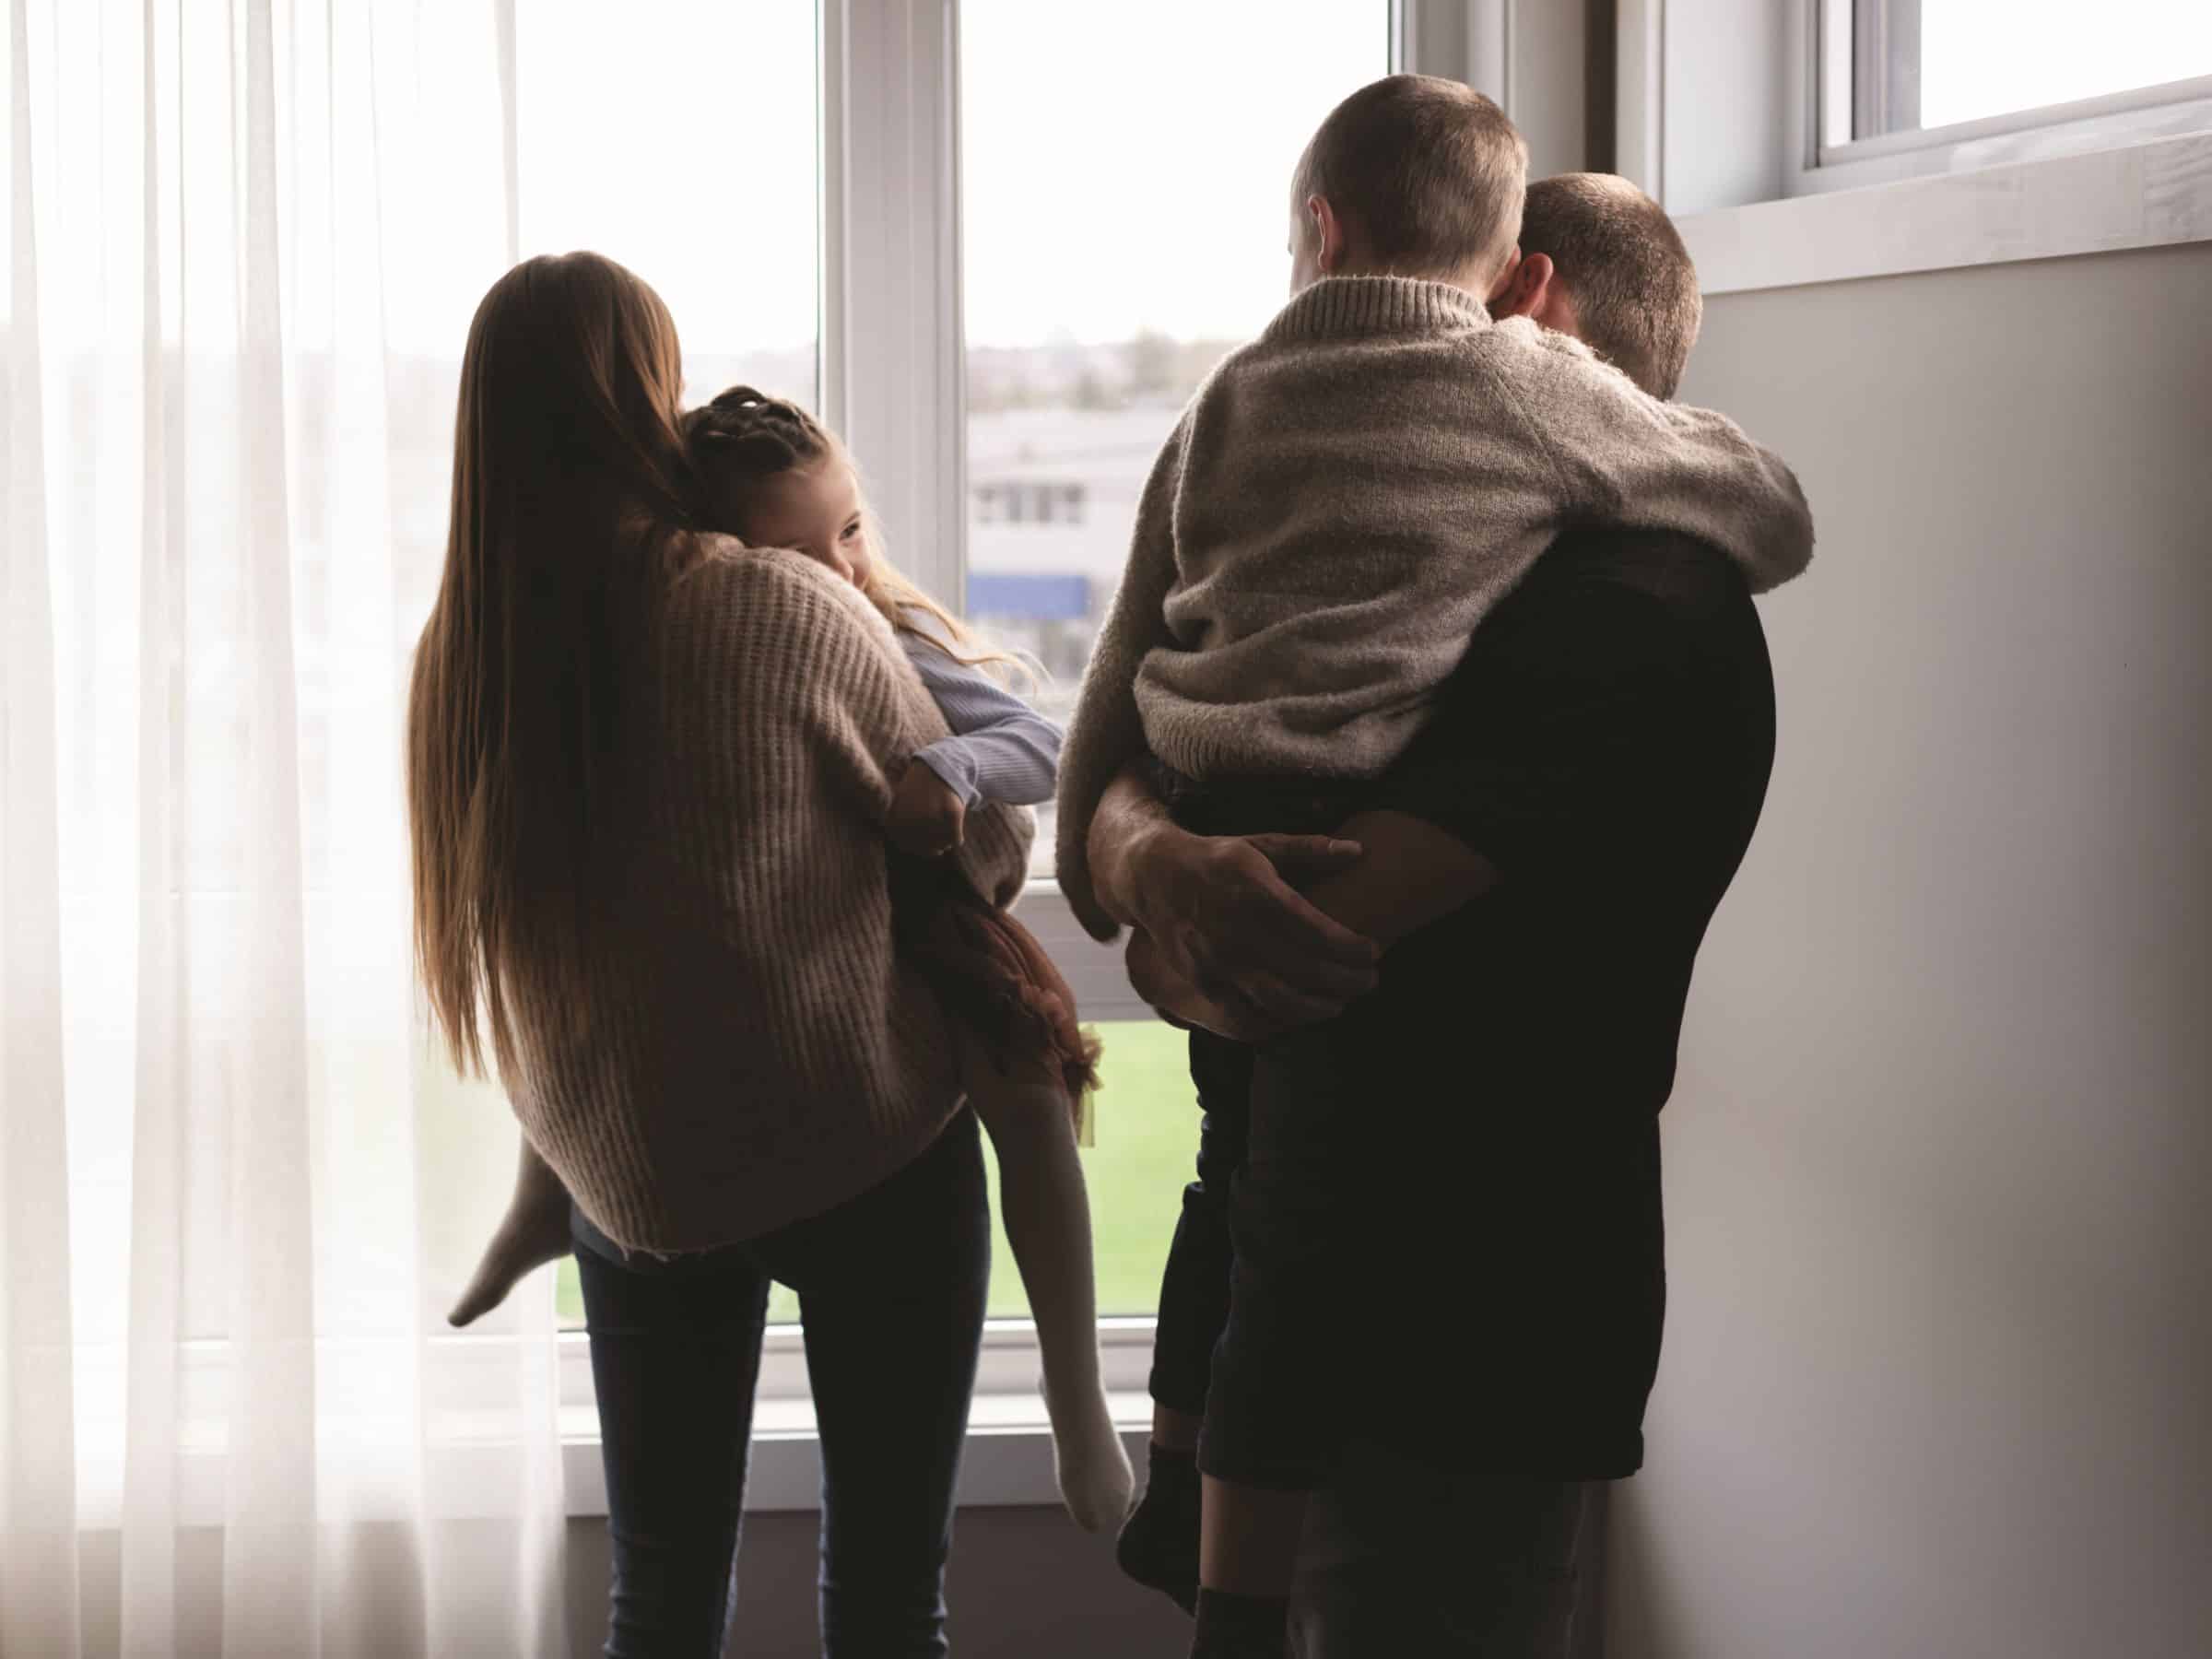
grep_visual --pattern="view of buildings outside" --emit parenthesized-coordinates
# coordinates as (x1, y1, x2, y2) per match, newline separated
(965, 338, 1238, 870)
(960, 1, 1391, 869)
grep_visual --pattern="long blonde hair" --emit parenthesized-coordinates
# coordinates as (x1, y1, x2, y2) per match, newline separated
(681, 386, 1023, 679)
(407, 252, 698, 1078)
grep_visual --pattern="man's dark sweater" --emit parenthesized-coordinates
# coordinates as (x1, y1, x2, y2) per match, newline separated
(1159, 526, 1778, 1485)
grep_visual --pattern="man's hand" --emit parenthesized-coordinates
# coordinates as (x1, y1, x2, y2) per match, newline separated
(886, 760, 967, 858)
(1130, 828, 1381, 1036)
(1124, 925, 1211, 1034)
(1085, 762, 1382, 1033)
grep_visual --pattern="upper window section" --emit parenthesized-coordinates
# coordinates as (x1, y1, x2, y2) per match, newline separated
(517, 1, 820, 410)
(1852, 1, 2212, 140)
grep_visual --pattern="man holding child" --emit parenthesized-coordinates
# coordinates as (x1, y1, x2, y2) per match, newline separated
(1058, 76, 1806, 1659)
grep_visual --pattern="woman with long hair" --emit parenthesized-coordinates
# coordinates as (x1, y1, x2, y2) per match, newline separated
(407, 252, 1033, 1656)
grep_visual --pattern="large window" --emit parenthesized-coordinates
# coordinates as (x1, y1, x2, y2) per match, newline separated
(530, 2, 1390, 1335)
(959, 0, 1393, 874)
(429, 3, 1391, 1340)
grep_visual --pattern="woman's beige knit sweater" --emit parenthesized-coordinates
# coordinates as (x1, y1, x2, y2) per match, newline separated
(508, 540, 1033, 1254)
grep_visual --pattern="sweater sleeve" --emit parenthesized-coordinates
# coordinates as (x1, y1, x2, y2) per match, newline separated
(680, 547, 1034, 913)
(1480, 320, 1815, 594)
(1053, 410, 1193, 941)
(900, 632, 1064, 808)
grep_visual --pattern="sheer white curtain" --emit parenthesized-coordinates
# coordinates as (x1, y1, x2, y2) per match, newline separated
(3, 1, 571, 1653)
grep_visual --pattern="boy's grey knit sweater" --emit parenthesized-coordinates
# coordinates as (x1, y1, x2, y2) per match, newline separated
(1055, 275, 1815, 937)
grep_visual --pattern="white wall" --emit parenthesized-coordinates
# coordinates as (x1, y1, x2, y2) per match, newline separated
(1654, 0, 1790, 213)
(1608, 241, 2212, 1659)
(1400, 1, 1588, 179)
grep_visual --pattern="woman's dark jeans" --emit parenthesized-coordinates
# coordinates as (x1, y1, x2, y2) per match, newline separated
(572, 1110, 991, 1658)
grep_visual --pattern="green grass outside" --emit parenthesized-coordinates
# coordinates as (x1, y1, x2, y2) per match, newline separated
(554, 1019, 1196, 1326)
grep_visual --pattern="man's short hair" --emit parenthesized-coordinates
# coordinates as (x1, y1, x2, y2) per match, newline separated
(1292, 75, 1527, 280)
(1518, 172, 1702, 399)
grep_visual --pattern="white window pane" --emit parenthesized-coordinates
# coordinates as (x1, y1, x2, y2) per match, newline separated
(959, 2, 1392, 875)
(1864, 0, 2212, 135)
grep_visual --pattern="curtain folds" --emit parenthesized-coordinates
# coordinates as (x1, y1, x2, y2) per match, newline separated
(4, 0, 564, 1652)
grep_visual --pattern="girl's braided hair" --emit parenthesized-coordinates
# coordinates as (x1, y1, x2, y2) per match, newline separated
(682, 385, 1021, 679)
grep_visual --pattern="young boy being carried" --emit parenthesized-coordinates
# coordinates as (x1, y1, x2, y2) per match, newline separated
(1054, 76, 1815, 1659)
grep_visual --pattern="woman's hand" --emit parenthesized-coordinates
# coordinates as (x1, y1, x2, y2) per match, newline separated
(886, 761, 967, 858)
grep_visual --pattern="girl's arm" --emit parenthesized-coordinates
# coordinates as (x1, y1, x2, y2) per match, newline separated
(900, 632, 1064, 808)
(688, 540, 1034, 910)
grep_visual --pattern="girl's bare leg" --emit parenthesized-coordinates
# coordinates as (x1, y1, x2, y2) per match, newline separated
(449, 1137, 574, 1327)
(968, 1053, 1135, 1532)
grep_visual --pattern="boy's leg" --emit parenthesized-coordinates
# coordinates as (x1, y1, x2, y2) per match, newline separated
(1150, 1030, 1253, 1418)
(1121, 1030, 1253, 1613)
(1193, 1011, 1375, 1657)
(1202, 1012, 1368, 1487)
(962, 1037, 1135, 1532)
(1290, 1448, 1591, 1659)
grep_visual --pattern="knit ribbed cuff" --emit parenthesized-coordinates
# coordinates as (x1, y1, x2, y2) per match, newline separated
(1262, 274, 1490, 342)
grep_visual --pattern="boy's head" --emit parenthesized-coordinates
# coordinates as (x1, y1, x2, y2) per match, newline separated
(1288, 75, 1527, 297)
(1492, 172, 1703, 399)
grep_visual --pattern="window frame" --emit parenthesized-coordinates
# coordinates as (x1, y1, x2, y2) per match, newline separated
(1794, 0, 2212, 196)
(1618, 0, 2212, 296)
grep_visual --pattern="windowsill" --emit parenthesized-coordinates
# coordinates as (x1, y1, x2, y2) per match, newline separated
(1015, 879, 1155, 1024)
(1678, 127, 2212, 296)
(559, 1402, 1156, 1519)
(558, 1315, 1160, 1518)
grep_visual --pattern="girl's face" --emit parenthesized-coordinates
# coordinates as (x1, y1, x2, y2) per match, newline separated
(737, 460, 872, 591)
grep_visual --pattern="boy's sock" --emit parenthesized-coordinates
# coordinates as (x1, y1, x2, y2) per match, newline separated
(1116, 1442, 1201, 1614)
(1190, 1588, 1289, 1659)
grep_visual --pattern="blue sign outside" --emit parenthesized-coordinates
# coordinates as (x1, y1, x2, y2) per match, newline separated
(967, 571, 1090, 622)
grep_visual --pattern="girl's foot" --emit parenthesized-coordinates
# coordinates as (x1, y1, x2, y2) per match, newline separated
(1117, 1442, 1201, 1613)
(448, 1194, 572, 1326)
(1042, 1369, 1136, 1533)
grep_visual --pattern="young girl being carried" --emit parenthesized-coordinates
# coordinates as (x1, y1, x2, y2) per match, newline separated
(451, 386, 1134, 1533)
